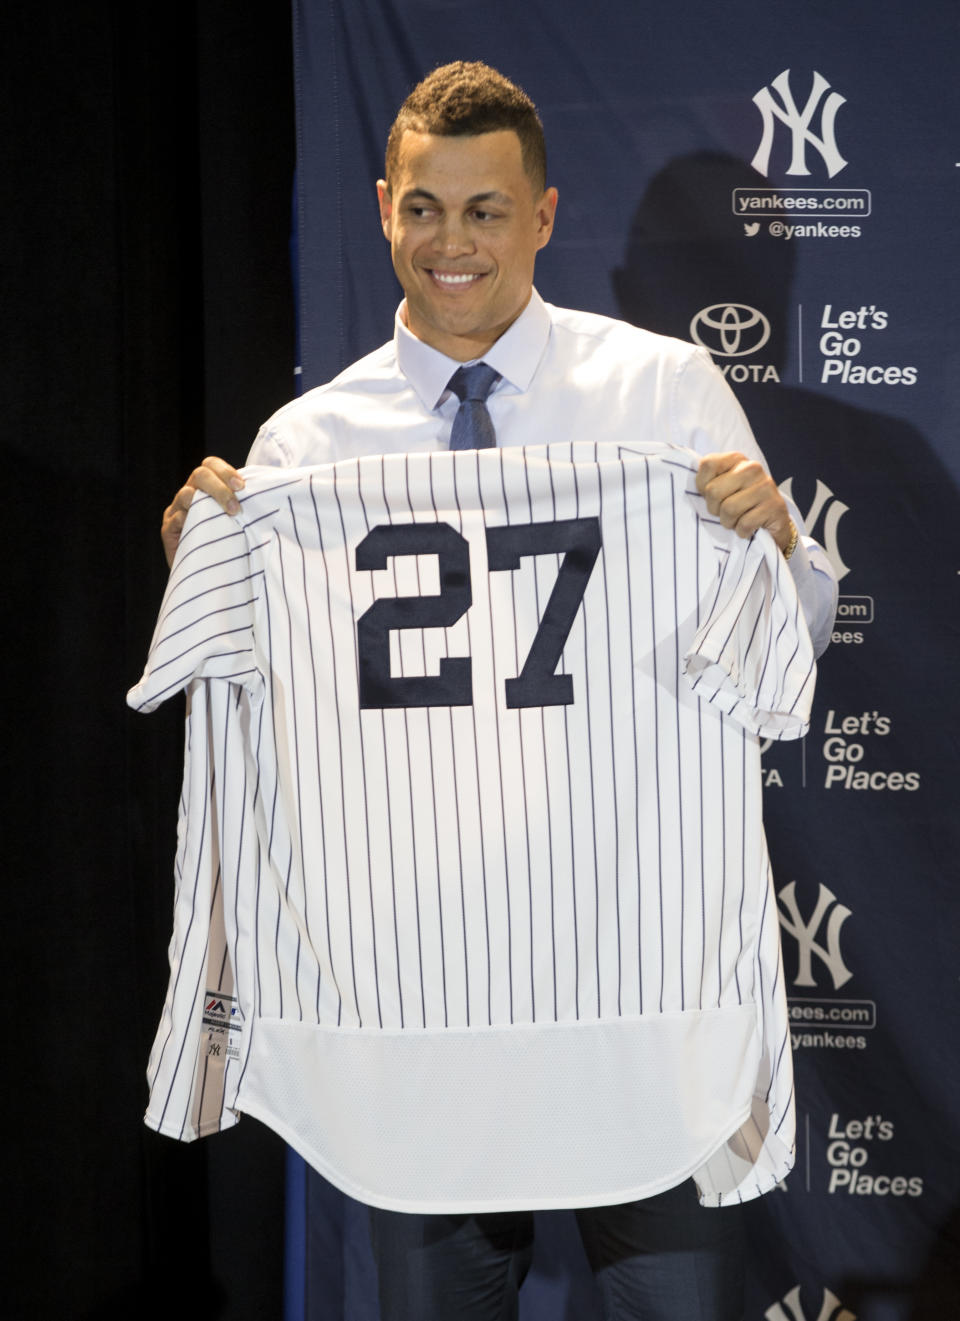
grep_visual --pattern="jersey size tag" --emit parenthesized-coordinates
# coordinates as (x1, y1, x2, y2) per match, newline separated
(201, 990, 243, 1062)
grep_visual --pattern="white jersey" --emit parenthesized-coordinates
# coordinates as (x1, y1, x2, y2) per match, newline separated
(129, 441, 815, 1211)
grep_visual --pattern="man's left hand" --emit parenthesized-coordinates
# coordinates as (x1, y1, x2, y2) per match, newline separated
(696, 451, 795, 553)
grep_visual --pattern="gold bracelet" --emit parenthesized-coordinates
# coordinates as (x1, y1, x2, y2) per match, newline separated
(783, 520, 799, 560)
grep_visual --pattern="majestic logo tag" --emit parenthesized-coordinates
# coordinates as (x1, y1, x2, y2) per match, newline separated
(752, 70, 848, 178)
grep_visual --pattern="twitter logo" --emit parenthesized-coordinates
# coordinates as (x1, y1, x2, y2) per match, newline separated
(744, 222, 761, 237)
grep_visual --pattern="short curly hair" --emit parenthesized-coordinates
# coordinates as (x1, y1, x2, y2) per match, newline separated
(384, 61, 547, 192)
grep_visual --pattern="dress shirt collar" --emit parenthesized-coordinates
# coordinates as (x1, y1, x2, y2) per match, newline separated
(394, 288, 552, 410)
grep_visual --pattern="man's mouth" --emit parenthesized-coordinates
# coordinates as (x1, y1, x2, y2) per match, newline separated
(429, 270, 484, 287)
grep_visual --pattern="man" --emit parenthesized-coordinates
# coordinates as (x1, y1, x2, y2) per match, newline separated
(157, 61, 835, 1321)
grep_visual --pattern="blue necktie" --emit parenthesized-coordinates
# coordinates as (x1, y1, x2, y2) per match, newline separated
(447, 362, 500, 450)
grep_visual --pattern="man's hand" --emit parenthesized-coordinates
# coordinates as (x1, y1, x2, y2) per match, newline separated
(696, 452, 795, 554)
(161, 456, 244, 568)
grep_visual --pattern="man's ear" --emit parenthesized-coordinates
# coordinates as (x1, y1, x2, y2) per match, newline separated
(534, 187, 559, 251)
(376, 179, 393, 239)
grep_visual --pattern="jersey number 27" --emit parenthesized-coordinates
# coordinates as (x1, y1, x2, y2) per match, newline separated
(356, 517, 601, 710)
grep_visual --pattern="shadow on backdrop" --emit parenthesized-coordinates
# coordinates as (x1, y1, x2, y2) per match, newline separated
(614, 151, 958, 1320)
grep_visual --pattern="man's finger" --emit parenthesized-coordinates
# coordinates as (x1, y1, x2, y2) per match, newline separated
(187, 458, 244, 514)
(161, 486, 198, 567)
(696, 451, 746, 490)
(160, 456, 243, 568)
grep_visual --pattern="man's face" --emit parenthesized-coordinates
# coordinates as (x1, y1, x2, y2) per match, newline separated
(377, 129, 557, 362)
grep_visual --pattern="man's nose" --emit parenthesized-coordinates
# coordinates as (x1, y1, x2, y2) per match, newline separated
(432, 215, 474, 254)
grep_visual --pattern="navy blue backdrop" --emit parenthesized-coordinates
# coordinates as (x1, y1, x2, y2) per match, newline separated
(282, 3, 959, 1318)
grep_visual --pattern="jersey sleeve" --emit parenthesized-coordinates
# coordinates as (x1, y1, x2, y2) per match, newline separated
(131, 489, 280, 1139)
(143, 682, 243, 1141)
(127, 493, 265, 713)
(684, 523, 816, 741)
(671, 347, 838, 659)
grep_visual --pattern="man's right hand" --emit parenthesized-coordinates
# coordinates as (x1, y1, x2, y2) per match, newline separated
(161, 457, 245, 567)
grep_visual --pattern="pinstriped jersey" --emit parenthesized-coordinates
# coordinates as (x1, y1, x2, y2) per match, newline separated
(129, 440, 815, 1212)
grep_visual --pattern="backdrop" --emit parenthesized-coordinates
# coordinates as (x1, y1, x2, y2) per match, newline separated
(5, 4, 295, 1316)
(284, 3, 959, 1319)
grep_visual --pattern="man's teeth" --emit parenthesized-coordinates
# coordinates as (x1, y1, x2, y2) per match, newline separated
(433, 272, 478, 285)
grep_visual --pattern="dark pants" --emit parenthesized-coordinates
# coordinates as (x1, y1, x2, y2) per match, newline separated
(369, 1180, 745, 1321)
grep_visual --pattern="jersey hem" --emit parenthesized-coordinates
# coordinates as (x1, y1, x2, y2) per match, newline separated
(235, 1095, 756, 1214)
(232, 1008, 787, 1211)
(144, 1108, 240, 1143)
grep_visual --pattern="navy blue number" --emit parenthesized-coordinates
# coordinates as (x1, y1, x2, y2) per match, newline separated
(355, 518, 601, 710)
(486, 518, 601, 708)
(356, 523, 472, 708)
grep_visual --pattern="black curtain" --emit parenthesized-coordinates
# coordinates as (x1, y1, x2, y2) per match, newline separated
(5, 4, 295, 1316)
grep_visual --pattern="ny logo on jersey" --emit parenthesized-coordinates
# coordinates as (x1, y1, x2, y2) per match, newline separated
(356, 517, 601, 710)
(765, 1284, 856, 1321)
(778, 477, 851, 582)
(777, 882, 853, 989)
(752, 70, 848, 178)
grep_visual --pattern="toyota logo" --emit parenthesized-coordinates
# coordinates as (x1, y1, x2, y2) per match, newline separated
(690, 304, 771, 357)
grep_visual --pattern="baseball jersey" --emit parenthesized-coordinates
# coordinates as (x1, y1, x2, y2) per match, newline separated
(129, 440, 815, 1212)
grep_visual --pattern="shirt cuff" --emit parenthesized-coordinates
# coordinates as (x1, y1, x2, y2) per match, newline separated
(787, 537, 838, 658)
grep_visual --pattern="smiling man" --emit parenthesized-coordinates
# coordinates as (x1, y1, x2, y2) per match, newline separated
(162, 66, 834, 664)
(376, 121, 556, 362)
(156, 61, 837, 1321)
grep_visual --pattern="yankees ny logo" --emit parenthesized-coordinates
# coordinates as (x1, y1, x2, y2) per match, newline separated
(777, 882, 853, 989)
(766, 1285, 856, 1321)
(752, 70, 848, 178)
(779, 477, 851, 582)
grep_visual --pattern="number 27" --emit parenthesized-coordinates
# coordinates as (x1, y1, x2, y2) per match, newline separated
(355, 517, 601, 710)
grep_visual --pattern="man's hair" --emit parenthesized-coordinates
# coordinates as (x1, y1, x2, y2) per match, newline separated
(384, 61, 547, 192)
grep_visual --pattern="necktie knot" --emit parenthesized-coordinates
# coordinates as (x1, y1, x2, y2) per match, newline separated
(447, 362, 500, 450)
(448, 362, 500, 404)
